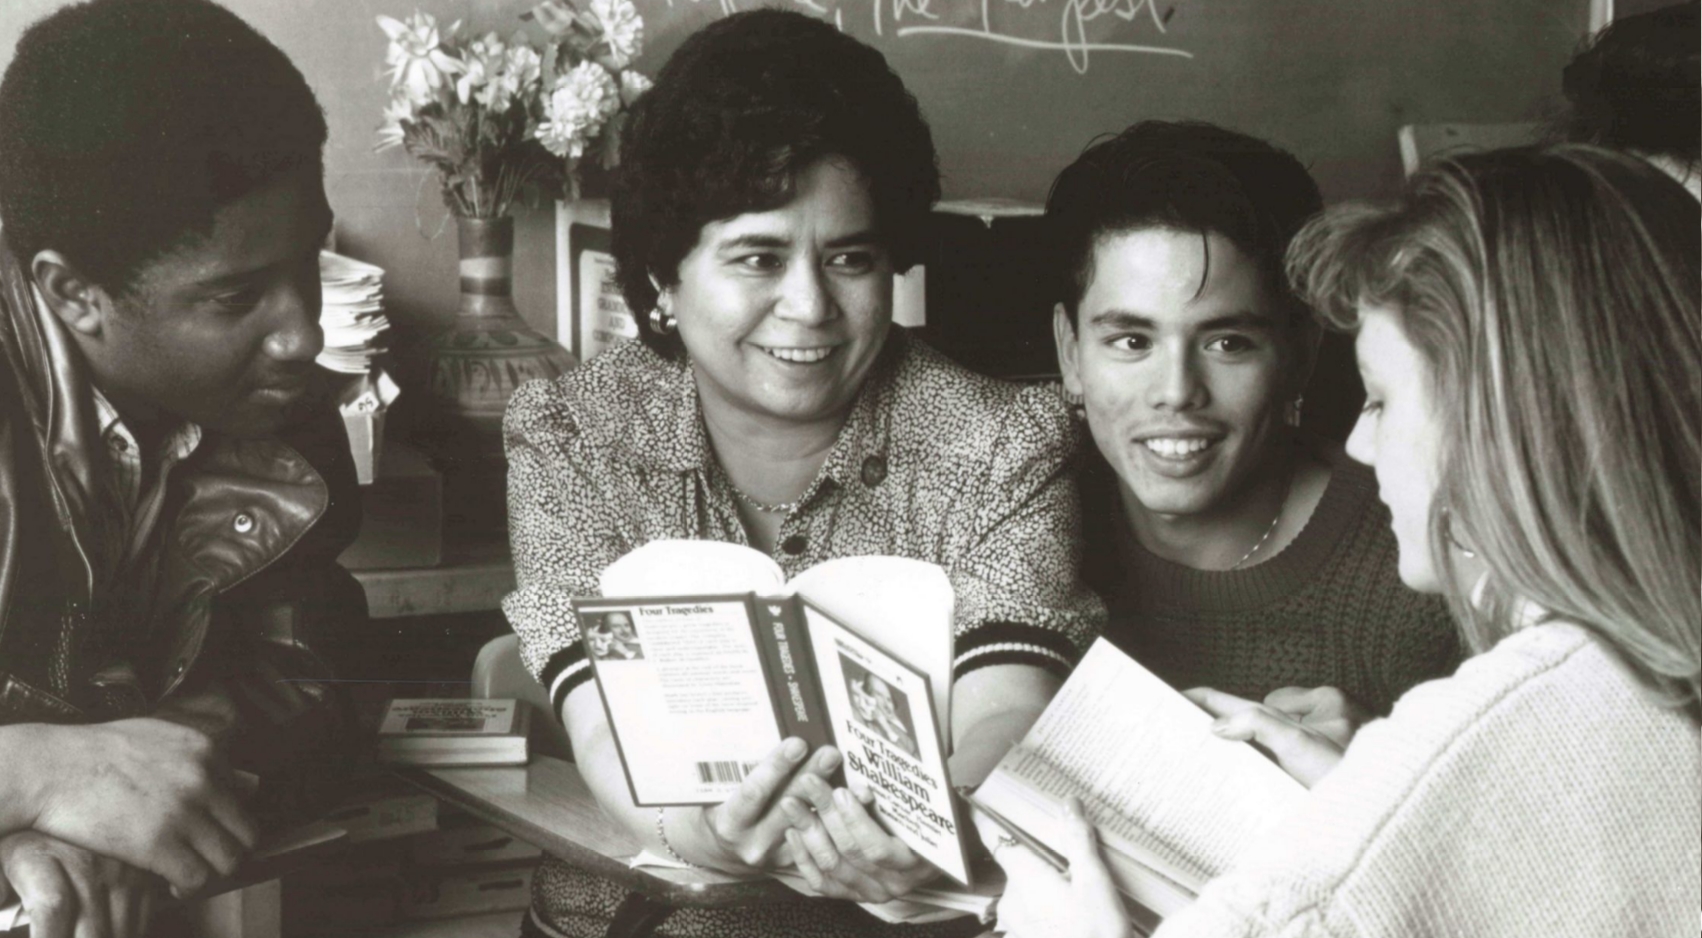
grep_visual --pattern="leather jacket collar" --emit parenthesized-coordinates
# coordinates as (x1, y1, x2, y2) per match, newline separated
(0, 231, 332, 707)
(0, 236, 102, 604)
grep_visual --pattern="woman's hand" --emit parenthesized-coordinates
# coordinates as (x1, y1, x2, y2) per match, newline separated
(19, 719, 257, 897)
(1184, 686, 1360, 787)
(0, 831, 161, 938)
(977, 797, 1131, 938)
(1261, 685, 1372, 749)
(690, 738, 842, 871)
(779, 778, 938, 902)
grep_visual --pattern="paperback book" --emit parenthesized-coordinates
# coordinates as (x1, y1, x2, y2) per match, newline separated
(377, 698, 530, 767)
(574, 539, 973, 885)
(969, 638, 1306, 928)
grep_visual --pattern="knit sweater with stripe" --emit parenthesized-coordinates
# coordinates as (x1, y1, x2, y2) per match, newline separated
(1082, 446, 1461, 715)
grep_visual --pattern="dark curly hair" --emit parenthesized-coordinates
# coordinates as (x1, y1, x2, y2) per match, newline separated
(612, 9, 940, 355)
(1562, 2, 1699, 167)
(1046, 121, 1322, 327)
(0, 0, 327, 294)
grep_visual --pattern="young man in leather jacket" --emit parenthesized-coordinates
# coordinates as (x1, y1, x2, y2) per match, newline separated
(0, 0, 366, 931)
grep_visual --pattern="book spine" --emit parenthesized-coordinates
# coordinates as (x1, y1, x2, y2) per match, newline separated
(751, 595, 833, 754)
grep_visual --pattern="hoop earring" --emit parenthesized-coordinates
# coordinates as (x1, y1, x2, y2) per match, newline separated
(649, 292, 677, 336)
(1285, 395, 1304, 428)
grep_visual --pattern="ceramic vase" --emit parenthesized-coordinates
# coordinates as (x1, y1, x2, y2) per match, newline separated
(426, 215, 577, 458)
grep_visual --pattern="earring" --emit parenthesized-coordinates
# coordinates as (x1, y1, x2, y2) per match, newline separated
(1285, 395, 1305, 428)
(1439, 506, 1477, 558)
(649, 291, 677, 336)
(1061, 387, 1085, 420)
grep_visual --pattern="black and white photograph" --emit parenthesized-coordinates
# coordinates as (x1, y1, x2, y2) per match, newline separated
(0, 0, 1695, 935)
(842, 658, 922, 760)
(582, 610, 645, 661)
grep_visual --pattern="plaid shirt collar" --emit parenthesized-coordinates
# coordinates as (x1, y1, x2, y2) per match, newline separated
(87, 370, 203, 517)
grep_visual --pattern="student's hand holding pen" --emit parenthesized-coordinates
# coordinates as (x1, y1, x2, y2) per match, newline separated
(779, 778, 938, 903)
(975, 797, 1132, 938)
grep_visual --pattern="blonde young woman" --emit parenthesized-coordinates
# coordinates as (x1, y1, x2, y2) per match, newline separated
(985, 145, 1701, 937)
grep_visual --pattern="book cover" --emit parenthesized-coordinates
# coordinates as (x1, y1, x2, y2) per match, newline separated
(576, 593, 792, 804)
(572, 539, 972, 884)
(377, 698, 529, 767)
(799, 597, 970, 885)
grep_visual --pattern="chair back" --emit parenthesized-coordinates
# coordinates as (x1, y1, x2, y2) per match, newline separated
(472, 633, 572, 760)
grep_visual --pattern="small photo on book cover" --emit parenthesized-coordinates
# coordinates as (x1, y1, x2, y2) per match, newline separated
(842, 658, 921, 759)
(583, 609, 646, 661)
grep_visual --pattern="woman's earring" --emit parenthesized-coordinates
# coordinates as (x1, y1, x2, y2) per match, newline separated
(649, 291, 677, 336)
(1285, 395, 1305, 428)
(1440, 506, 1477, 558)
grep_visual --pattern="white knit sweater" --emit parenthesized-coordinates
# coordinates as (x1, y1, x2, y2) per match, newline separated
(1157, 621, 1701, 938)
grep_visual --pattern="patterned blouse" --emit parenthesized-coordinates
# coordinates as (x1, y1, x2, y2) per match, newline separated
(503, 329, 1104, 727)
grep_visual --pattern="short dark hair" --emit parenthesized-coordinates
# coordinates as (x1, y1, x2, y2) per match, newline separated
(1562, 2, 1700, 165)
(1045, 121, 1323, 325)
(611, 9, 940, 355)
(0, 0, 327, 293)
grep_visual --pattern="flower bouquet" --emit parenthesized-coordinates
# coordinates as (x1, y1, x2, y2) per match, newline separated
(376, 0, 651, 210)
(374, 1, 650, 458)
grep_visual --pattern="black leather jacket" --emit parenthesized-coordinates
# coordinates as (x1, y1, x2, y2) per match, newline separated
(0, 234, 363, 821)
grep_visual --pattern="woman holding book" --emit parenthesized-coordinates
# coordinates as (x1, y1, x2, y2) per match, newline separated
(985, 146, 1702, 937)
(502, 10, 1102, 937)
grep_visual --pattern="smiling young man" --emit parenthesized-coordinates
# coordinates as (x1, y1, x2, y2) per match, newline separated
(0, 0, 362, 931)
(1050, 121, 1459, 725)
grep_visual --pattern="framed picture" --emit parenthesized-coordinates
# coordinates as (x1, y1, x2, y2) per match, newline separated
(555, 198, 637, 363)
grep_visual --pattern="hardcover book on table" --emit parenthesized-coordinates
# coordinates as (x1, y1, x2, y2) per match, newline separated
(573, 539, 974, 886)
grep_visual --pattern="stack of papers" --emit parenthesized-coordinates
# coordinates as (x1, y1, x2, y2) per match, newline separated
(317, 251, 389, 375)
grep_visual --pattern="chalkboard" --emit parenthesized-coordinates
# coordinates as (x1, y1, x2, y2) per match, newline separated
(629, 0, 1591, 202)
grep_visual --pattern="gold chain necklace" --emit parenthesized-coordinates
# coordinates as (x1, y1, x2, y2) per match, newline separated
(1229, 468, 1294, 570)
(729, 482, 800, 515)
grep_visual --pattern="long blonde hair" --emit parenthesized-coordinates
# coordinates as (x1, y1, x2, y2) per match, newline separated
(1290, 145, 1701, 715)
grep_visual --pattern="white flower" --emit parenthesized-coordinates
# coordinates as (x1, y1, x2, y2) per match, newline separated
(456, 32, 506, 107)
(590, 0, 643, 68)
(536, 61, 620, 159)
(483, 38, 542, 115)
(378, 12, 464, 108)
(617, 69, 651, 107)
(502, 41, 543, 97)
(375, 91, 414, 150)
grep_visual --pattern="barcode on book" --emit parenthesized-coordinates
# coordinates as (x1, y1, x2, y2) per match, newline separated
(696, 761, 756, 784)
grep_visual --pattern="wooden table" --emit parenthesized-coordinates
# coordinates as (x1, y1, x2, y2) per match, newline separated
(402, 757, 805, 938)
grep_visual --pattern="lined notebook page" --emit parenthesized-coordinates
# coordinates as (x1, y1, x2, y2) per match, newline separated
(980, 639, 1304, 892)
